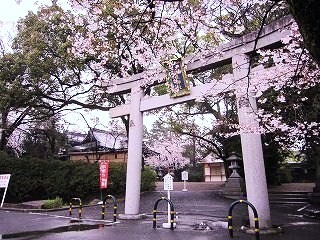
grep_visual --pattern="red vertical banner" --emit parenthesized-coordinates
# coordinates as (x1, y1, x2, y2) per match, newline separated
(99, 160, 109, 189)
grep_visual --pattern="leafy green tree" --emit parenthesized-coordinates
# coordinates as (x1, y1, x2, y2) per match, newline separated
(13, 6, 96, 111)
(0, 4, 129, 153)
(0, 52, 53, 153)
(21, 117, 68, 159)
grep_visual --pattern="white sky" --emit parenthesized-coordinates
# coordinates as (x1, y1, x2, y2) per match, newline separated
(0, 0, 53, 35)
(0, 1, 51, 22)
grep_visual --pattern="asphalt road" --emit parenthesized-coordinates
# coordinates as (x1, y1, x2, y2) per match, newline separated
(1, 184, 319, 240)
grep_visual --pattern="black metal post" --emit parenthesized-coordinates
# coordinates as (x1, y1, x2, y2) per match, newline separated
(228, 199, 260, 240)
(102, 195, 117, 222)
(153, 197, 175, 230)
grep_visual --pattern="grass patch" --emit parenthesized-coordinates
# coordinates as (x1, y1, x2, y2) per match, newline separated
(42, 197, 63, 209)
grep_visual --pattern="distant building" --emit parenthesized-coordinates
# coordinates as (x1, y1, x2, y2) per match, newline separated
(199, 154, 226, 182)
(66, 132, 87, 147)
(68, 128, 128, 163)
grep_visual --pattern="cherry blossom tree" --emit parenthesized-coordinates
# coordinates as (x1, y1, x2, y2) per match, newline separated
(11, 0, 317, 142)
(145, 120, 189, 171)
(9, 1, 320, 187)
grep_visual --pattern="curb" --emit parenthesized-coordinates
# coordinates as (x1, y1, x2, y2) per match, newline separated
(0, 204, 100, 213)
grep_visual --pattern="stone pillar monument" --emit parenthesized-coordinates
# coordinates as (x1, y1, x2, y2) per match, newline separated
(233, 54, 272, 229)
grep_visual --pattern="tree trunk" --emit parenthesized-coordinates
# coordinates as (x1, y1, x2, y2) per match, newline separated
(286, 0, 320, 65)
(0, 111, 9, 151)
(311, 143, 320, 192)
(0, 130, 7, 151)
(315, 156, 320, 192)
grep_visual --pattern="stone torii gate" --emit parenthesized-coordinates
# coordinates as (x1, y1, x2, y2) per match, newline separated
(107, 16, 292, 229)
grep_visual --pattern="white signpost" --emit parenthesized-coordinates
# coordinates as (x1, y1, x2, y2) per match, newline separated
(181, 171, 188, 192)
(0, 174, 11, 207)
(163, 174, 176, 229)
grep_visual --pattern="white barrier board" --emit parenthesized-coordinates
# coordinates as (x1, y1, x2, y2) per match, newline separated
(0, 174, 11, 207)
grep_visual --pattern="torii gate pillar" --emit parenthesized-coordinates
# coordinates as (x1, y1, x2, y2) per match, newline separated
(233, 54, 271, 229)
(122, 85, 144, 218)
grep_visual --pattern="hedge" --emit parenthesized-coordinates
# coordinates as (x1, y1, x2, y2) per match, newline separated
(141, 167, 157, 192)
(0, 152, 156, 203)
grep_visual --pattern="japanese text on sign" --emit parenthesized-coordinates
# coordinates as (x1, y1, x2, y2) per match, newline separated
(0, 174, 11, 207)
(0, 174, 10, 188)
(181, 171, 188, 181)
(163, 174, 173, 191)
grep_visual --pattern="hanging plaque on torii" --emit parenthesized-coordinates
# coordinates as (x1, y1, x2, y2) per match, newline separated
(164, 58, 191, 98)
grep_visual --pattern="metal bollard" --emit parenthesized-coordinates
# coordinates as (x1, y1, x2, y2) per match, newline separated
(228, 199, 260, 240)
(153, 197, 175, 230)
(69, 198, 82, 219)
(101, 195, 117, 222)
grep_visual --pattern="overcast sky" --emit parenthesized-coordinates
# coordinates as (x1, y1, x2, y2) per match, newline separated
(0, 1, 50, 22)
(0, 0, 54, 51)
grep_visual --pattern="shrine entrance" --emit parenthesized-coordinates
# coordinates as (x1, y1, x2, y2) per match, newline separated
(106, 16, 292, 229)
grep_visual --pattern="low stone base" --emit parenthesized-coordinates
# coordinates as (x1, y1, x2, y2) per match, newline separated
(241, 225, 283, 235)
(222, 177, 246, 200)
(222, 193, 246, 200)
(162, 222, 176, 229)
(117, 213, 146, 220)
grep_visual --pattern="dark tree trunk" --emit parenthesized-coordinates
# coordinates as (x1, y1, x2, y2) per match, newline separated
(285, 0, 320, 193)
(0, 111, 9, 151)
(286, 0, 320, 65)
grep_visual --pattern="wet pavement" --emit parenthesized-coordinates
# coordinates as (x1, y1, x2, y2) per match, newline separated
(1, 183, 320, 239)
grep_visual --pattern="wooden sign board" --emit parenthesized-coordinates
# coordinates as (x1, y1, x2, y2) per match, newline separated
(181, 171, 188, 181)
(163, 174, 173, 191)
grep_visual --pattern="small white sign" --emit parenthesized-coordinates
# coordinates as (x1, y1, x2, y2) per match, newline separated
(181, 171, 188, 181)
(0, 174, 11, 208)
(0, 174, 10, 188)
(163, 174, 173, 191)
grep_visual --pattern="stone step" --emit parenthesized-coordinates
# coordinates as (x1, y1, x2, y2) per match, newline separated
(270, 201, 309, 204)
(268, 192, 310, 204)
(268, 191, 309, 195)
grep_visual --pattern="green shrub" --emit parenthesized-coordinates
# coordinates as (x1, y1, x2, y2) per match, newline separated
(42, 197, 63, 209)
(141, 167, 157, 192)
(107, 162, 127, 196)
(0, 156, 101, 203)
(279, 166, 293, 183)
(0, 155, 156, 203)
(68, 162, 100, 201)
(187, 165, 204, 182)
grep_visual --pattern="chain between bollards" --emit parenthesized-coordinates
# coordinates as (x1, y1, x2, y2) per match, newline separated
(228, 199, 260, 240)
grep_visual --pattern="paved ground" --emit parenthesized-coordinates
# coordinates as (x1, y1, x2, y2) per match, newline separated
(0, 182, 319, 240)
